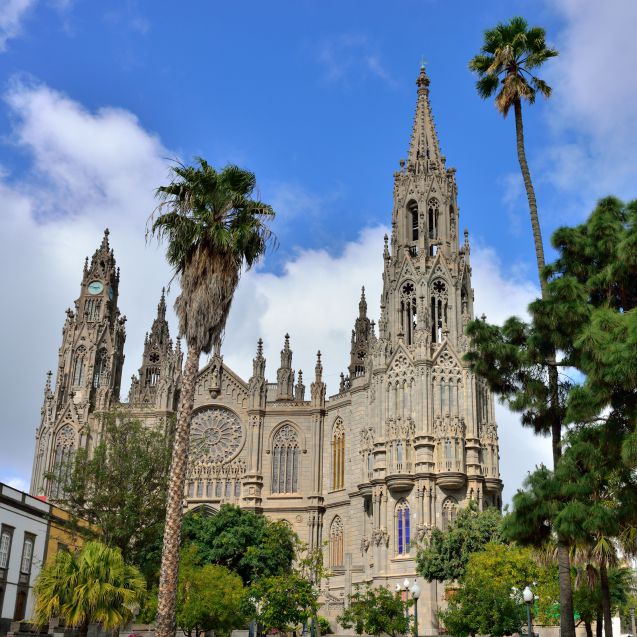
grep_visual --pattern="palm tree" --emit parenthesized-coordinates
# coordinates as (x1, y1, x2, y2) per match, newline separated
(468, 16, 577, 637)
(149, 159, 276, 637)
(33, 541, 146, 637)
(469, 16, 557, 293)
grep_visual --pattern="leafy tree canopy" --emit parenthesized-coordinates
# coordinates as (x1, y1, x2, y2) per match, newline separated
(338, 585, 412, 637)
(416, 503, 504, 582)
(248, 572, 319, 634)
(439, 543, 559, 637)
(181, 504, 296, 584)
(50, 411, 173, 580)
(176, 546, 244, 637)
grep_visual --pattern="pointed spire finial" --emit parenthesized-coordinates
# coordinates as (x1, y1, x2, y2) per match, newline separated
(257, 337, 264, 358)
(157, 287, 166, 317)
(359, 285, 368, 317)
(315, 350, 323, 381)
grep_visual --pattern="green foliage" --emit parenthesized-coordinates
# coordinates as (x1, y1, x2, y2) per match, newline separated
(439, 544, 559, 637)
(176, 546, 244, 637)
(469, 16, 557, 116)
(149, 159, 276, 354)
(417, 503, 504, 582)
(574, 567, 634, 627)
(317, 616, 332, 635)
(338, 585, 412, 637)
(33, 541, 146, 632)
(50, 411, 172, 581)
(248, 573, 319, 633)
(181, 505, 297, 584)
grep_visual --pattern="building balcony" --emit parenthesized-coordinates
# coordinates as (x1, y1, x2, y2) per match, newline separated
(386, 462, 414, 493)
(484, 477, 502, 494)
(437, 472, 467, 490)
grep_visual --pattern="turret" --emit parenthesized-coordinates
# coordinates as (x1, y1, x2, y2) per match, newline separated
(276, 334, 294, 401)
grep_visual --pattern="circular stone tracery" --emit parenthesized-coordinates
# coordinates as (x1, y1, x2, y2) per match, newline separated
(189, 407, 244, 463)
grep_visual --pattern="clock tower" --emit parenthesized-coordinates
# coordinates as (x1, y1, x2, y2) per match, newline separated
(30, 229, 126, 498)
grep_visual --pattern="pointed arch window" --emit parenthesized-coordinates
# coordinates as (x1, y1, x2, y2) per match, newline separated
(400, 281, 417, 345)
(428, 198, 439, 245)
(442, 497, 458, 531)
(407, 200, 419, 242)
(330, 516, 344, 567)
(430, 279, 448, 343)
(332, 419, 345, 490)
(72, 346, 87, 386)
(50, 424, 76, 500)
(271, 424, 300, 494)
(396, 499, 411, 555)
(145, 366, 160, 387)
(92, 348, 108, 388)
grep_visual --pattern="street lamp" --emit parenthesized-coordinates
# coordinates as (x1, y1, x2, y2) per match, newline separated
(410, 580, 421, 637)
(523, 586, 534, 637)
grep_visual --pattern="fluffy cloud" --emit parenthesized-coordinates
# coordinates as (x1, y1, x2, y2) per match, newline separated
(0, 0, 35, 51)
(544, 0, 637, 202)
(0, 80, 549, 504)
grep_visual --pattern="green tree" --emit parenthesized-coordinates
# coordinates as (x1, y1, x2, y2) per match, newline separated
(249, 573, 319, 634)
(33, 541, 146, 637)
(574, 566, 634, 637)
(468, 19, 575, 637)
(50, 411, 172, 580)
(503, 197, 637, 637)
(417, 503, 503, 583)
(181, 505, 296, 583)
(439, 543, 559, 637)
(338, 585, 412, 637)
(176, 547, 244, 637)
(149, 159, 276, 637)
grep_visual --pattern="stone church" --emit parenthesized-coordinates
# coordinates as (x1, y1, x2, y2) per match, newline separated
(30, 66, 502, 634)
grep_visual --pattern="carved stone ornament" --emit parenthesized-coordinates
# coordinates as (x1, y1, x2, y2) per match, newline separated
(189, 407, 244, 463)
(371, 527, 390, 547)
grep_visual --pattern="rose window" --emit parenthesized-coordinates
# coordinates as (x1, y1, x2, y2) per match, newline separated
(190, 407, 244, 463)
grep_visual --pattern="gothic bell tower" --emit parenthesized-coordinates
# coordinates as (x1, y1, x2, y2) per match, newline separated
(31, 229, 127, 497)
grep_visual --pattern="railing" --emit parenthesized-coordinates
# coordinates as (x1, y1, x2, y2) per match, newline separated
(390, 461, 413, 474)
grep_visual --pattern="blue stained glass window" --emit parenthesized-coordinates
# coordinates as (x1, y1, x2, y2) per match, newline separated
(405, 508, 411, 552)
(398, 512, 404, 554)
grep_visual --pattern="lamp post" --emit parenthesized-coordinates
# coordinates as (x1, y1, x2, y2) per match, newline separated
(523, 586, 534, 637)
(410, 580, 421, 637)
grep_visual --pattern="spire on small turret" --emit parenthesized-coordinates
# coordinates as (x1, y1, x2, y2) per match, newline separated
(44, 370, 52, 397)
(252, 338, 266, 378)
(101, 228, 110, 250)
(359, 286, 367, 317)
(276, 334, 294, 400)
(407, 62, 442, 170)
(314, 351, 322, 382)
(294, 369, 305, 401)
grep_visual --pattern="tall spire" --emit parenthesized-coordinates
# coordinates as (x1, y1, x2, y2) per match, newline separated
(407, 63, 442, 170)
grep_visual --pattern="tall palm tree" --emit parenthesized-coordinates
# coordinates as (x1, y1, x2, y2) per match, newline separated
(149, 159, 276, 637)
(33, 541, 146, 637)
(468, 16, 576, 637)
(469, 16, 557, 293)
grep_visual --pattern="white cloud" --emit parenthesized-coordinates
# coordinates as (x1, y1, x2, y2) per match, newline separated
(543, 0, 637, 202)
(316, 33, 397, 88)
(0, 0, 36, 51)
(0, 79, 545, 506)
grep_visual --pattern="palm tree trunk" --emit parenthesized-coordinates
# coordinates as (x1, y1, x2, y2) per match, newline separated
(78, 622, 89, 637)
(585, 620, 593, 637)
(154, 346, 200, 637)
(596, 613, 603, 637)
(599, 559, 613, 637)
(514, 97, 576, 637)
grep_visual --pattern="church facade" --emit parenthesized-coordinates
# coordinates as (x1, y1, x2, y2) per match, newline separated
(30, 66, 502, 634)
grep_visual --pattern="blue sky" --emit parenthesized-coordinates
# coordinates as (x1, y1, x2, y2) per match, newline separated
(1, 0, 635, 502)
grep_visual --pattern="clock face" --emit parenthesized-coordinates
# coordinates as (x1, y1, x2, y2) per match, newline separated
(87, 281, 104, 295)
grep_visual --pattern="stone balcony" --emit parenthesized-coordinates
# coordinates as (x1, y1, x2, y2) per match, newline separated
(385, 461, 415, 493)
(436, 459, 467, 490)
